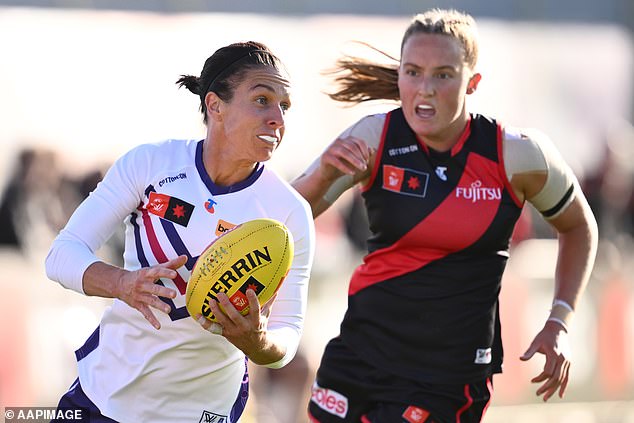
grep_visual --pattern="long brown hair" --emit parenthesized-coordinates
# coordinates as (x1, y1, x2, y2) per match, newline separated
(327, 9, 479, 104)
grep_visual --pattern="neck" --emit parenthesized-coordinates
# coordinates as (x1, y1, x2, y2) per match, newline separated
(202, 138, 258, 187)
(420, 111, 470, 153)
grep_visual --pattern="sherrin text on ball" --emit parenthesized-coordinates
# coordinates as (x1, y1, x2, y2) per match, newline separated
(186, 218, 293, 322)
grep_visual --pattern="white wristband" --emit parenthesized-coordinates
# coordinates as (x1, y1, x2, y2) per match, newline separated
(547, 317, 569, 332)
(552, 299, 574, 312)
(548, 299, 575, 332)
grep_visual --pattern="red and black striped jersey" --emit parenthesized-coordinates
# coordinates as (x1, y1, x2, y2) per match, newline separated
(341, 108, 523, 384)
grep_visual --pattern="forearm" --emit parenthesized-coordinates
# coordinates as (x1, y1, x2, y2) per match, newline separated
(245, 331, 289, 367)
(544, 195, 598, 332)
(82, 261, 126, 299)
(551, 198, 599, 309)
(291, 172, 334, 217)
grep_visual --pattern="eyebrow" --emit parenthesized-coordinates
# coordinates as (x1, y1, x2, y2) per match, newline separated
(250, 83, 291, 102)
(250, 83, 276, 92)
(402, 63, 458, 71)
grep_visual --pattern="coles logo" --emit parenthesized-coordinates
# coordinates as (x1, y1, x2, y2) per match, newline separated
(310, 382, 348, 418)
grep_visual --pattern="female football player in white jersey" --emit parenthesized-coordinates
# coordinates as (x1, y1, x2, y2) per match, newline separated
(46, 41, 315, 422)
(294, 9, 598, 423)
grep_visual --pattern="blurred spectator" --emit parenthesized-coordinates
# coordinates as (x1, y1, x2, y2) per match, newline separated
(0, 147, 118, 258)
(582, 120, 634, 241)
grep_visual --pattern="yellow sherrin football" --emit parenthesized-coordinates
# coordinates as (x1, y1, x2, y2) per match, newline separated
(186, 218, 293, 322)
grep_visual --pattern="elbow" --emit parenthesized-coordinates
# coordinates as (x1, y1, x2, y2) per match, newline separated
(263, 344, 297, 370)
(44, 242, 58, 282)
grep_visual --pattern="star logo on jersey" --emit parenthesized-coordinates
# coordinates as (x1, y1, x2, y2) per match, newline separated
(172, 204, 185, 218)
(147, 192, 194, 227)
(382, 165, 429, 198)
(204, 197, 217, 214)
(407, 176, 421, 190)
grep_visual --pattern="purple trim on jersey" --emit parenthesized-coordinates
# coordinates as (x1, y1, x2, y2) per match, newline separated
(135, 189, 196, 320)
(130, 210, 150, 268)
(158, 218, 198, 271)
(54, 378, 117, 423)
(229, 358, 250, 422)
(156, 279, 191, 320)
(195, 140, 264, 195)
(75, 326, 100, 362)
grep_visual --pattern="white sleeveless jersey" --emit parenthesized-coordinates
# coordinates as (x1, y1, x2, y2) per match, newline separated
(45, 139, 315, 422)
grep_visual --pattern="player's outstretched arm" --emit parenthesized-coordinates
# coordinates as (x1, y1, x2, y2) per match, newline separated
(82, 255, 187, 330)
(520, 193, 598, 401)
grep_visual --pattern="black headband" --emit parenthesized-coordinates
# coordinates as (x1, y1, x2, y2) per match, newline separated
(204, 49, 270, 95)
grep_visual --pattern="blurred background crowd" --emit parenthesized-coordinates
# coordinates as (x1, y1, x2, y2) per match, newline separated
(0, 1, 633, 422)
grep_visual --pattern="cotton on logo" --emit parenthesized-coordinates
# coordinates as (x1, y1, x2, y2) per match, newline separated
(310, 382, 348, 418)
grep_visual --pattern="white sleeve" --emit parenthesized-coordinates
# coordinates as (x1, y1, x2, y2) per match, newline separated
(45, 145, 147, 294)
(503, 127, 577, 219)
(262, 199, 315, 368)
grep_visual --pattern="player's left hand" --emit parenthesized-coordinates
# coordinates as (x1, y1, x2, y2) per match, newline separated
(520, 320, 572, 401)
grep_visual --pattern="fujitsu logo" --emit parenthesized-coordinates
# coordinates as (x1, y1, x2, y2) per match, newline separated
(456, 180, 501, 203)
(310, 382, 348, 418)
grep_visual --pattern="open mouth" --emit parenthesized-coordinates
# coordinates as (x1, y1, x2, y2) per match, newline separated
(416, 104, 436, 118)
(257, 135, 278, 145)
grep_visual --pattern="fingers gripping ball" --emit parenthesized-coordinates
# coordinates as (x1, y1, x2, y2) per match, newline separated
(186, 218, 293, 322)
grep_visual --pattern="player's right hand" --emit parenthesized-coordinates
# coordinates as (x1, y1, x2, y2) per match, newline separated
(115, 255, 187, 330)
(319, 136, 373, 180)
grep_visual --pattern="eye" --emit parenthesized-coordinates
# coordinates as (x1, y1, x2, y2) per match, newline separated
(255, 96, 268, 105)
(405, 68, 419, 77)
(436, 72, 452, 80)
(280, 102, 290, 112)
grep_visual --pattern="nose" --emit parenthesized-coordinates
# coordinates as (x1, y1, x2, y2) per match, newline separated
(267, 105, 285, 129)
(418, 76, 436, 97)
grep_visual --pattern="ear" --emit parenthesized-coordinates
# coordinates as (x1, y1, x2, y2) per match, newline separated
(205, 91, 223, 122)
(466, 73, 482, 95)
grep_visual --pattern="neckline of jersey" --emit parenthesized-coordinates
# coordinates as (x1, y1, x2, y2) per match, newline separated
(195, 140, 264, 195)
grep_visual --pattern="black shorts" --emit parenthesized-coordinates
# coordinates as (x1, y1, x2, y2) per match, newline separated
(308, 337, 493, 423)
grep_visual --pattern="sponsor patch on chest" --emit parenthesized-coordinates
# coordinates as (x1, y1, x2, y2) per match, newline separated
(147, 192, 195, 227)
(382, 164, 429, 198)
(456, 181, 502, 203)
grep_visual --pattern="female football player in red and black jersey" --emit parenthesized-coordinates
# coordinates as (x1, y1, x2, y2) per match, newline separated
(294, 9, 598, 423)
